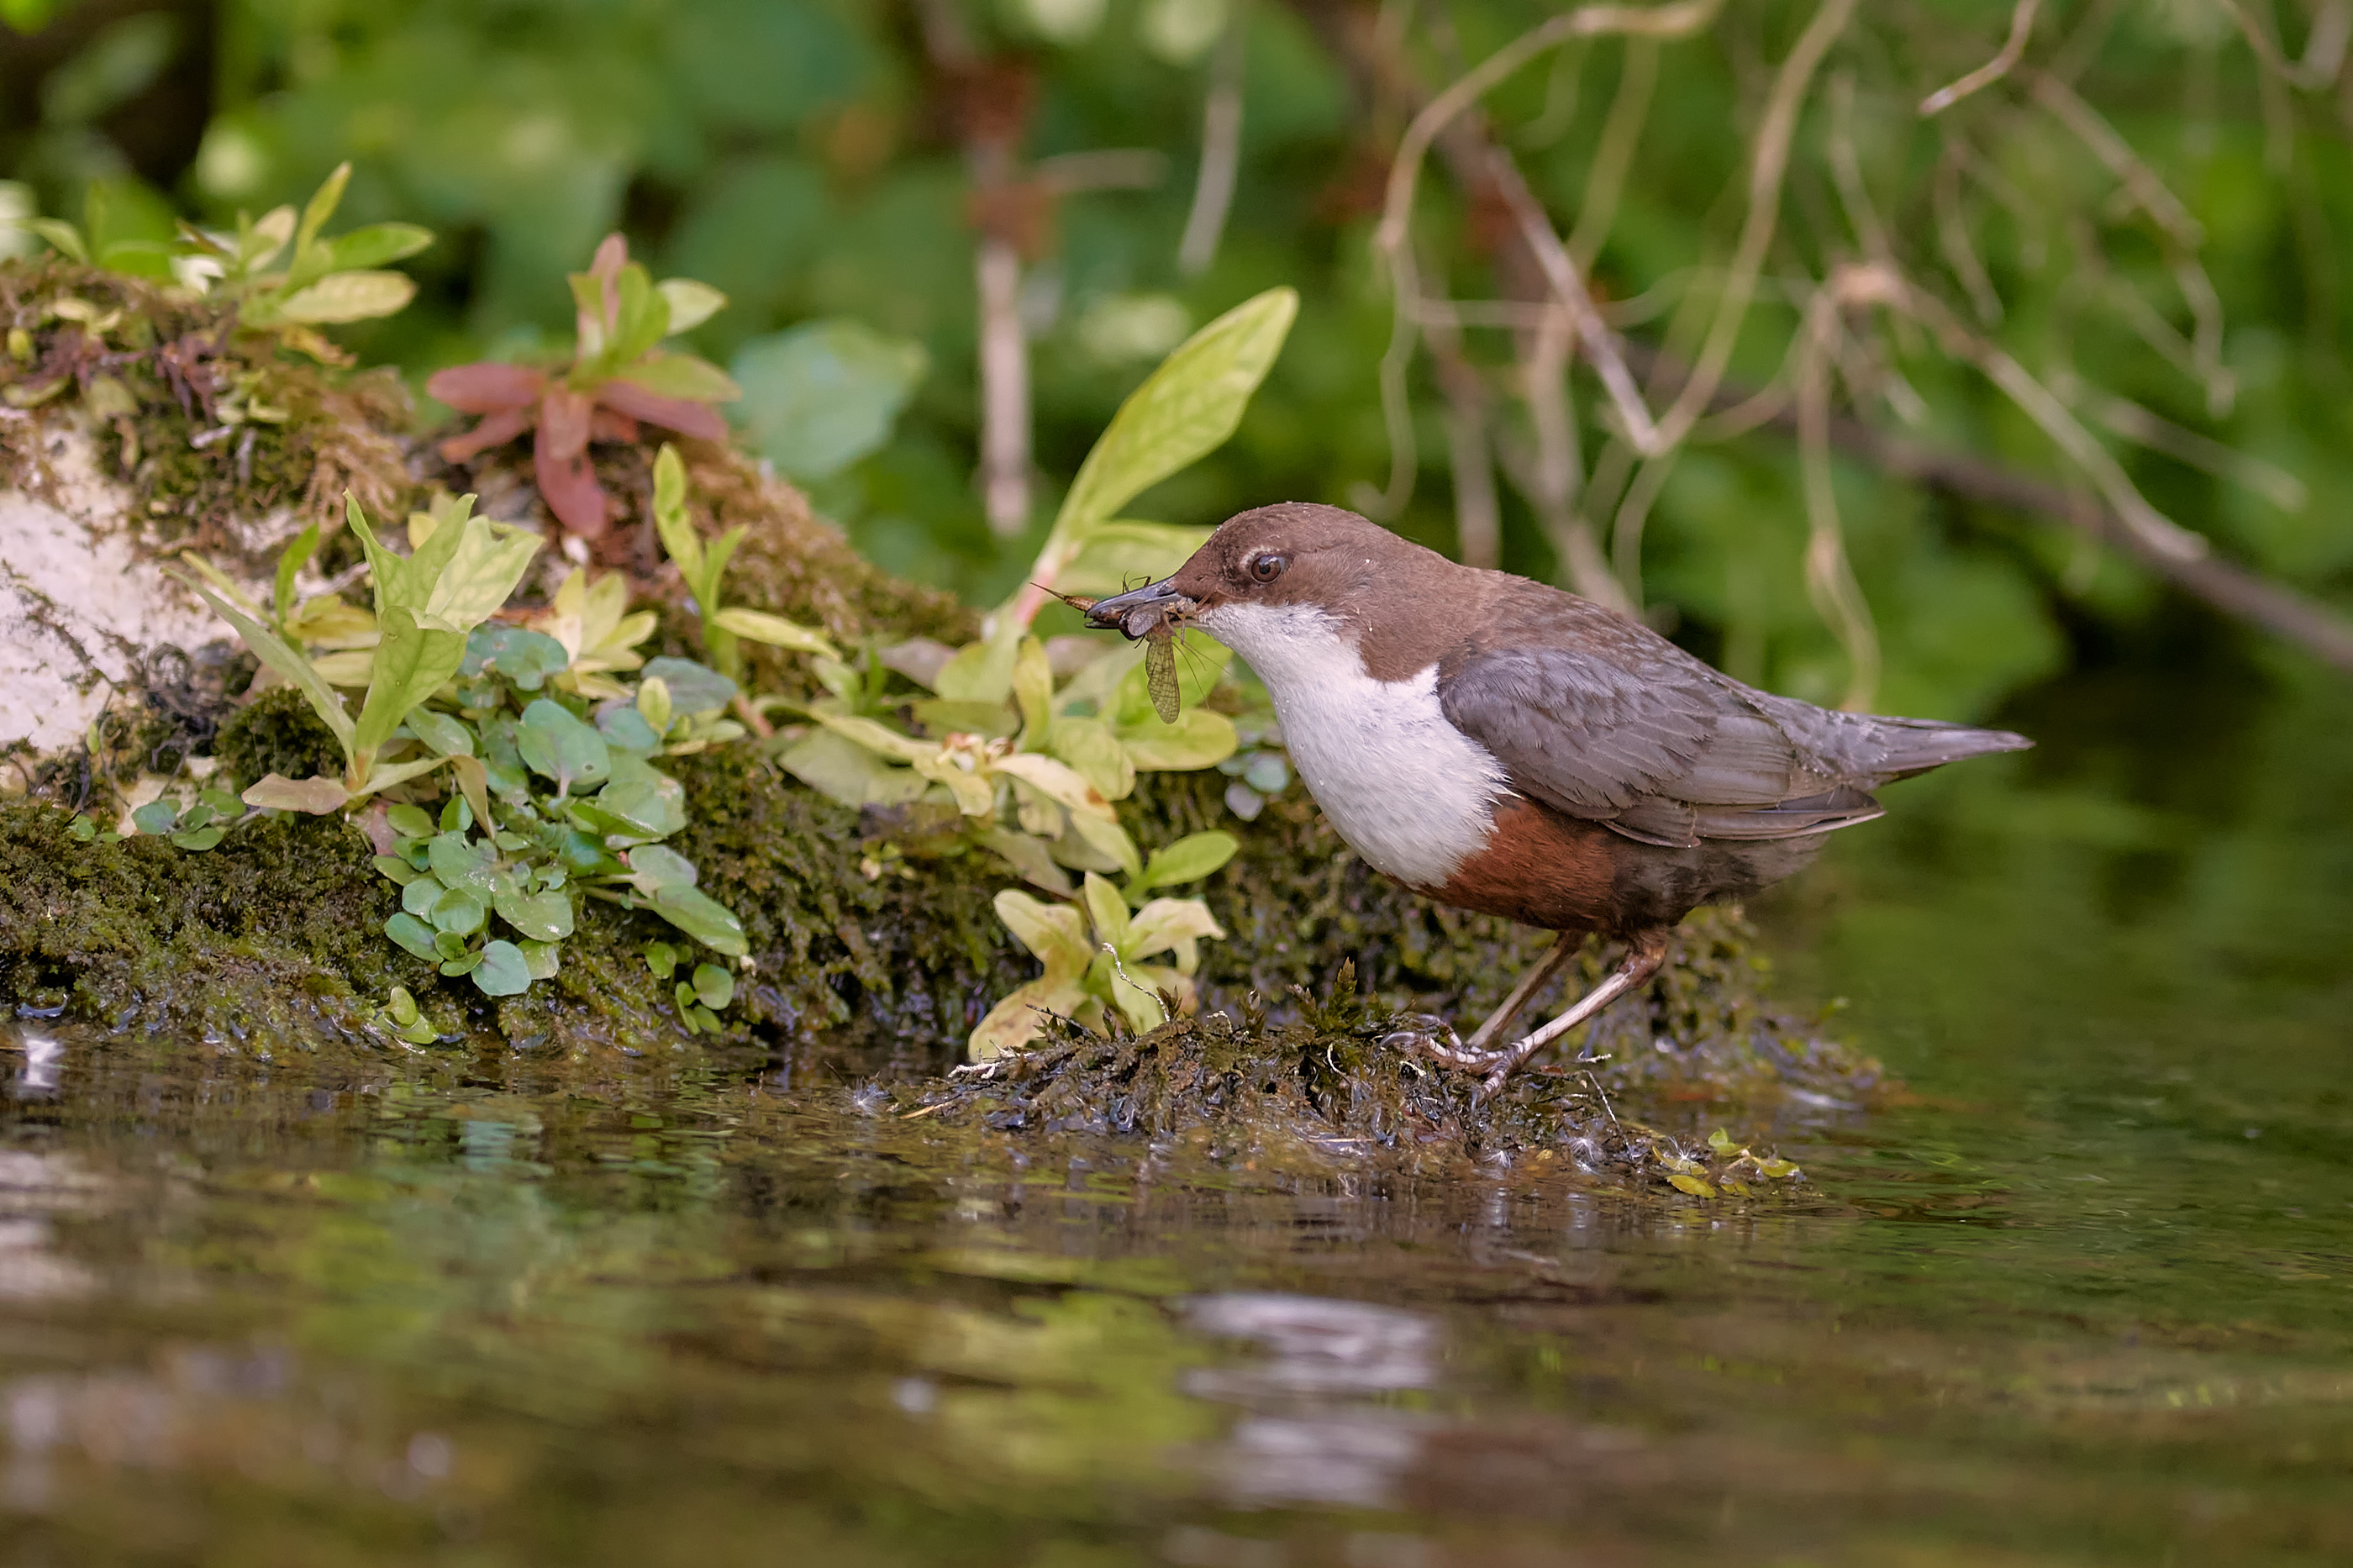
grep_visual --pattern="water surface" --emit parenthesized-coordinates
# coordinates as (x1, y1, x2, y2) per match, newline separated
(4, 660, 2349, 1566)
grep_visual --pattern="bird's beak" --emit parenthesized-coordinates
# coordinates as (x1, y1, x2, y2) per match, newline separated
(1083, 576, 1195, 639)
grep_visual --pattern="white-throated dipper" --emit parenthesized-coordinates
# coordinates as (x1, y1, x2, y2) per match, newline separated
(1085, 502, 2030, 1092)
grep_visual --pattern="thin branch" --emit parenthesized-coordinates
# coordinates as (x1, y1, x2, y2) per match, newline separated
(1178, 13, 1249, 276)
(2030, 73, 2203, 246)
(1371, 0, 1724, 460)
(1033, 150, 1167, 193)
(1651, 0, 1861, 452)
(1918, 0, 2040, 116)
(1566, 34, 1660, 270)
(1618, 329, 2353, 673)
(2219, 0, 2351, 90)
(975, 239, 1031, 534)
(1934, 137, 2003, 324)
(1424, 313, 1502, 569)
(1794, 284, 1881, 709)
(2087, 393, 2308, 513)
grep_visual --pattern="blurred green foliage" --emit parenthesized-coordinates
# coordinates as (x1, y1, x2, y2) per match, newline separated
(3, 0, 2349, 723)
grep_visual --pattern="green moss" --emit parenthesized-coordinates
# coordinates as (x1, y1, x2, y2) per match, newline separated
(214, 687, 348, 790)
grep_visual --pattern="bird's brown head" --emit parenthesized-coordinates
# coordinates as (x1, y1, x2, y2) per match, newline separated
(1082, 502, 1446, 652)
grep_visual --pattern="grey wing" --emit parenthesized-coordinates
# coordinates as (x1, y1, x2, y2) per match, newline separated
(1437, 645, 1883, 850)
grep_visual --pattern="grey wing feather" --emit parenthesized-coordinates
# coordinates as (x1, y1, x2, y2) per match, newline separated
(1440, 639, 2029, 850)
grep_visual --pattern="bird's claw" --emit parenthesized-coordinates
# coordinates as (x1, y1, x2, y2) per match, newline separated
(1382, 1013, 1512, 1071)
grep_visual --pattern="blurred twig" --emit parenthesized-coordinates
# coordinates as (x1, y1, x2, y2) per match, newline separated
(1918, 0, 2040, 116)
(1178, 10, 1248, 276)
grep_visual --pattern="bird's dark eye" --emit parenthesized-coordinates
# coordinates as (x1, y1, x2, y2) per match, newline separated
(1249, 553, 1288, 584)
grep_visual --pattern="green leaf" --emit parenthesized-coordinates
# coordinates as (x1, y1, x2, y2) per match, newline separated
(585, 769, 688, 839)
(1082, 872, 1132, 953)
(323, 222, 433, 271)
(371, 853, 418, 886)
(1119, 708, 1237, 772)
(624, 843, 697, 892)
(350, 755, 452, 801)
(174, 573, 355, 759)
(650, 445, 702, 583)
(353, 607, 467, 768)
(415, 514, 542, 634)
(1012, 636, 1054, 745)
(618, 352, 740, 403)
(400, 875, 445, 918)
(518, 940, 561, 981)
(729, 318, 929, 481)
(597, 704, 663, 758)
(1054, 520, 1215, 599)
(170, 825, 226, 851)
(972, 826, 1075, 896)
(407, 708, 475, 757)
(1062, 810, 1143, 881)
(992, 889, 1092, 978)
(640, 657, 734, 717)
(1045, 716, 1133, 802)
(273, 270, 417, 324)
(691, 962, 734, 1010)
(1708, 1128, 1737, 1154)
(429, 886, 487, 936)
(470, 940, 532, 997)
(656, 277, 728, 334)
(608, 260, 670, 365)
(198, 787, 241, 818)
(1055, 287, 1297, 532)
(644, 941, 680, 980)
(386, 803, 436, 839)
(773, 730, 929, 809)
(427, 832, 497, 892)
(1667, 1172, 1718, 1198)
(647, 884, 748, 957)
(1137, 830, 1238, 892)
(968, 976, 1094, 1061)
(289, 160, 351, 281)
(24, 217, 87, 262)
(384, 912, 439, 960)
(518, 698, 612, 794)
(709, 607, 838, 658)
(461, 624, 571, 692)
(273, 523, 320, 626)
(130, 799, 178, 834)
(931, 635, 1019, 707)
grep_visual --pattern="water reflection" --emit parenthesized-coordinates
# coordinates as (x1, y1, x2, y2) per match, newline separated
(1181, 1293, 1438, 1509)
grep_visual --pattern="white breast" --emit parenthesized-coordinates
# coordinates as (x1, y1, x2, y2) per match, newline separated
(1200, 602, 1508, 887)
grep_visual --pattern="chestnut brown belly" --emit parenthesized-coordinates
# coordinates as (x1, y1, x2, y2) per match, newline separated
(1412, 796, 1829, 936)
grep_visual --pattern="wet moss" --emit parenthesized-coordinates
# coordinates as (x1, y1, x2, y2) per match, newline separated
(0, 259, 413, 546)
(214, 687, 347, 790)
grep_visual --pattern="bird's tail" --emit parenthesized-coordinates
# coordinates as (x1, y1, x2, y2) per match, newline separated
(1755, 693, 2032, 784)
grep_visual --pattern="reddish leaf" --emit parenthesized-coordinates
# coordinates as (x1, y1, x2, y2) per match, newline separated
(538, 386, 594, 461)
(536, 434, 608, 538)
(437, 405, 534, 464)
(425, 361, 545, 413)
(588, 408, 640, 444)
(597, 378, 729, 440)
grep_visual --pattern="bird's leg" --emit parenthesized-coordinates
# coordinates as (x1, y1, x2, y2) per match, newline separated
(1477, 929, 1669, 1097)
(1464, 930, 1583, 1052)
(1384, 931, 1583, 1069)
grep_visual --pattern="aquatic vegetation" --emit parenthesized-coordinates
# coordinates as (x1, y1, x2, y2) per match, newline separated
(428, 234, 739, 538)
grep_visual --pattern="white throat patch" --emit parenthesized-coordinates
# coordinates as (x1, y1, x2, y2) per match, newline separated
(1199, 601, 1508, 888)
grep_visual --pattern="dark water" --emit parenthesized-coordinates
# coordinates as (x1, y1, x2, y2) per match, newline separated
(3, 662, 2350, 1567)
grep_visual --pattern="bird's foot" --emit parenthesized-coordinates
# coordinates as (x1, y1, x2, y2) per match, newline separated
(1378, 1014, 1510, 1071)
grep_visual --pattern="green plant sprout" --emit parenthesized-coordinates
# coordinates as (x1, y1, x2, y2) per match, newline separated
(429, 236, 740, 537)
(650, 443, 838, 684)
(970, 873, 1228, 1060)
(18, 162, 430, 358)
